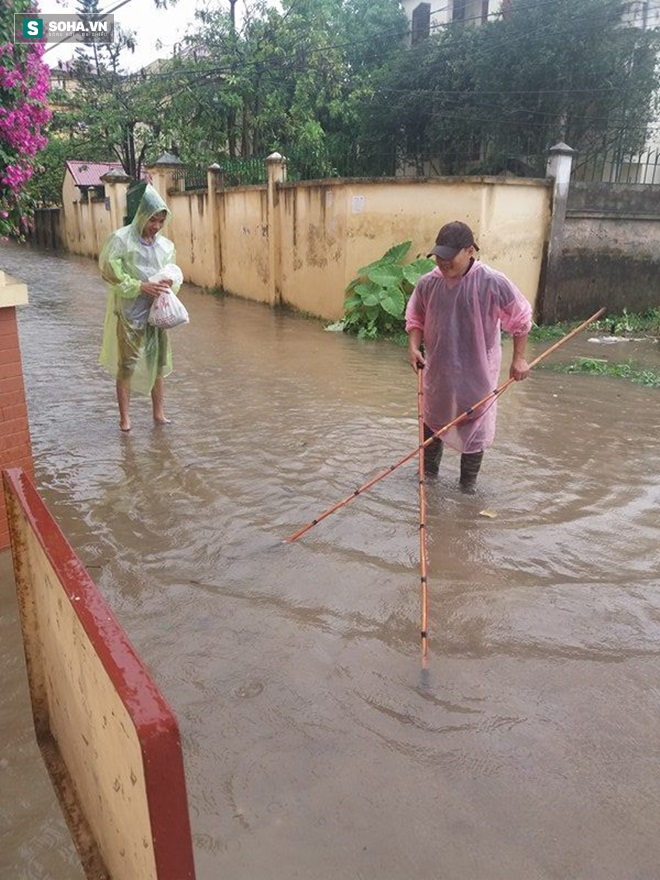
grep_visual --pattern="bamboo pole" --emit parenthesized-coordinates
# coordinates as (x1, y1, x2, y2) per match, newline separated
(417, 366, 429, 659)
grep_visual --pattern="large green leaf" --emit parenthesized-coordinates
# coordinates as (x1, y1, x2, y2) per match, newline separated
(354, 281, 379, 300)
(367, 265, 404, 289)
(356, 258, 384, 276)
(402, 260, 434, 285)
(380, 289, 406, 317)
(381, 241, 412, 263)
(343, 295, 361, 311)
(362, 292, 381, 307)
(408, 256, 436, 274)
(356, 241, 411, 275)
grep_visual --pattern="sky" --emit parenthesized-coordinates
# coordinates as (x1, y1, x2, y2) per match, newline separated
(36, 0, 217, 71)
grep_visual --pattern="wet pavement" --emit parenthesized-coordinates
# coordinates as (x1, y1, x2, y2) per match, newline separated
(1, 239, 660, 879)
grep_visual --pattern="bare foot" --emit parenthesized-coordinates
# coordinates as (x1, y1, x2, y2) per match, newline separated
(153, 415, 172, 425)
(119, 421, 131, 432)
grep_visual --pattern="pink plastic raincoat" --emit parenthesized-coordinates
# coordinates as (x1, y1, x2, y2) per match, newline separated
(405, 262, 532, 453)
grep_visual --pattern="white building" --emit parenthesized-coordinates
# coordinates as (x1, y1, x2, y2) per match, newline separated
(400, 0, 660, 182)
(400, 0, 505, 45)
(401, 0, 660, 42)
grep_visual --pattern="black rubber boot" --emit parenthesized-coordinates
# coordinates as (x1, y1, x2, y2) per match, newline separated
(460, 451, 483, 493)
(423, 424, 443, 477)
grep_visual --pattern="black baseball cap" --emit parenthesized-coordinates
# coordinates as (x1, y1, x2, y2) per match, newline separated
(428, 221, 479, 260)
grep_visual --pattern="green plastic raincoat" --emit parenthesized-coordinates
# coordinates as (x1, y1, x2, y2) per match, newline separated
(98, 185, 181, 395)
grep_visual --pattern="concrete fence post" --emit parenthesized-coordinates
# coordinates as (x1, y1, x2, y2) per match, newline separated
(100, 168, 131, 232)
(266, 152, 287, 307)
(207, 163, 224, 289)
(540, 142, 576, 323)
(146, 152, 185, 200)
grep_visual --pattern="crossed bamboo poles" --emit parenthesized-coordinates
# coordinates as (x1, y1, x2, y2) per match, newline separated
(286, 308, 605, 656)
(285, 308, 605, 547)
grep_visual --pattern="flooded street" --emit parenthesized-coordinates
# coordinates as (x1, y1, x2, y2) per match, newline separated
(1, 239, 660, 880)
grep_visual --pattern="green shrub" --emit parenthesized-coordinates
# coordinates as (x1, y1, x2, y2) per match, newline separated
(338, 241, 435, 339)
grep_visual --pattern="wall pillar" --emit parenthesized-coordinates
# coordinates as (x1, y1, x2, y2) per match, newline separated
(207, 163, 224, 288)
(100, 168, 131, 231)
(0, 271, 34, 550)
(540, 142, 576, 323)
(266, 152, 287, 307)
(145, 152, 185, 201)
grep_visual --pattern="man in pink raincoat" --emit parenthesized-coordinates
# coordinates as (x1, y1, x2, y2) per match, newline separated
(405, 221, 533, 492)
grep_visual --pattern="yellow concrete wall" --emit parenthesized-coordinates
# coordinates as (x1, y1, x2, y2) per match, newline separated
(61, 171, 113, 258)
(61, 170, 550, 320)
(472, 178, 550, 302)
(279, 177, 549, 319)
(218, 187, 270, 304)
(278, 182, 348, 317)
(166, 190, 215, 287)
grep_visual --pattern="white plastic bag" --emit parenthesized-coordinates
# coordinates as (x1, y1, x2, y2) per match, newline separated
(148, 263, 188, 328)
(149, 263, 184, 287)
(148, 291, 189, 329)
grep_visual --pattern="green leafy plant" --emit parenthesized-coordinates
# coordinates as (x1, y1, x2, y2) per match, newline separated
(528, 322, 567, 341)
(554, 357, 660, 387)
(603, 307, 660, 336)
(340, 241, 434, 339)
(531, 309, 660, 341)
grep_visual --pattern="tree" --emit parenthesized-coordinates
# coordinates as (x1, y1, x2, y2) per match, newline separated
(155, 0, 408, 174)
(38, 0, 177, 192)
(39, 0, 408, 186)
(359, 0, 660, 175)
(0, 1, 51, 238)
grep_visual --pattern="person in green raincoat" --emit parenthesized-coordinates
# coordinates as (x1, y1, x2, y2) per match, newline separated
(99, 185, 181, 432)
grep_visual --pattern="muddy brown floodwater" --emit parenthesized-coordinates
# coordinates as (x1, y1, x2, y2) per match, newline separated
(1, 239, 660, 880)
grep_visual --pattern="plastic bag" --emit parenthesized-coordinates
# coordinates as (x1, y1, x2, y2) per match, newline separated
(148, 291, 189, 329)
(149, 263, 184, 287)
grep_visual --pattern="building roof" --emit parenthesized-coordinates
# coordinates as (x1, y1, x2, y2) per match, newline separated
(65, 160, 124, 187)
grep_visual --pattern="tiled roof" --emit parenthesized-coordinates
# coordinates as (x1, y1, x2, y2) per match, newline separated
(65, 160, 123, 187)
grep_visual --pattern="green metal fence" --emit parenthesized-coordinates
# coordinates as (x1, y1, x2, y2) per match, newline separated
(178, 144, 660, 188)
(174, 167, 207, 191)
(572, 147, 660, 185)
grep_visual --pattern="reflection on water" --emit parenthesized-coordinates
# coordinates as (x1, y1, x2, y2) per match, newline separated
(1, 240, 660, 879)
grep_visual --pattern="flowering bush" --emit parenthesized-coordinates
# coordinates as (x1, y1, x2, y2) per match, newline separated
(0, 3, 51, 239)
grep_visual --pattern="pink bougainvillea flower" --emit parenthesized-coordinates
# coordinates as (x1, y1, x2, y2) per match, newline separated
(0, 2, 51, 239)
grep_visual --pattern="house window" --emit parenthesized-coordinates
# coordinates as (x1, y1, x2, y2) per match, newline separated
(411, 3, 431, 44)
(453, 0, 466, 22)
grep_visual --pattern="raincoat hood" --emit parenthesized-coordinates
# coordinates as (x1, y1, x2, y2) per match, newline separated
(131, 184, 171, 239)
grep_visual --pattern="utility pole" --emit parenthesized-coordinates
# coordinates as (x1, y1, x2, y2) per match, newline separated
(229, 0, 237, 31)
